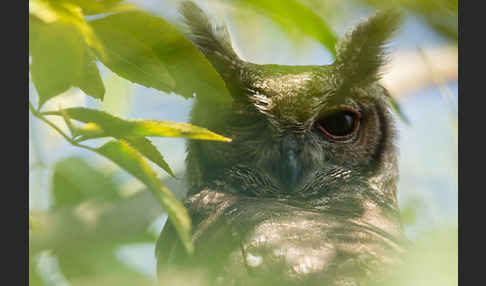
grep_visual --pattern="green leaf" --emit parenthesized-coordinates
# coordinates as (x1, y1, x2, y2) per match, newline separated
(43, 107, 232, 142)
(74, 49, 105, 100)
(95, 140, 193, 254)
(30, 0, 105, 56)
(75, 48, 105, 100)
(29, 1, 106, 106)
(29, 0, 59, 23)
(231, 0, 338, 56)
(56, 0, 135, 16)
(88, 13, 176, 93)
(124, 136, 175, 177)
(30, 20, 85, 107)
(89, 11, 231, 104)
(52, 157, 120, 209)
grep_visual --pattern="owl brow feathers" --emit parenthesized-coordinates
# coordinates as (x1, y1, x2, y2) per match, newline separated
(334, 9, 403, 89)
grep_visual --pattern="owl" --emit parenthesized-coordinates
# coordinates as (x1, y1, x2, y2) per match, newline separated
(156, 2, 408, 285)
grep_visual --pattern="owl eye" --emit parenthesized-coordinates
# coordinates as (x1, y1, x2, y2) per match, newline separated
(316, 108, 360, 140)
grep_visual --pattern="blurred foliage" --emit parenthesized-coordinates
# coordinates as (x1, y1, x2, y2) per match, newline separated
(29, 0, 457, 285)
(358, 0, 458, 41)
(226, 0, 338, 56)
(52, 157, 120, 208)
(371, 225, 458, 286)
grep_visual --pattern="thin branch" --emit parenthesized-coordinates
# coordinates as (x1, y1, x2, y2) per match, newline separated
(29, 101, 97, 152)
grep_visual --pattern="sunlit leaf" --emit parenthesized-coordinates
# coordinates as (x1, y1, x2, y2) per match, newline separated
(29, 0, 59, 23)
(124, 136, 175, 177)
(52, 157, 120, 209)
(57, 0, 135, 15)
(89, 11, 231, 104)
(29, 0, 106, 106)
(230, 0, 338, 56)
(96, 140, 193, 254)
(29, 0, 105, 56)
(43, 107, 232, 142)
(75, 49, 105, 100)
(60, 108, 78, 137)
(30, 20, 84, 107)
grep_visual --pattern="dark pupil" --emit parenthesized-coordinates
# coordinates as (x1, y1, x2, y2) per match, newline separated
(320, 111, 356, 137)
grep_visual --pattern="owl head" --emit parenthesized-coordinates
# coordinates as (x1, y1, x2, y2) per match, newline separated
(181, 1, 402, 208)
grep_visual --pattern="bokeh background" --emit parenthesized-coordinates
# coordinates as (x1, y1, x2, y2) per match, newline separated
(29, 0, 458, 285)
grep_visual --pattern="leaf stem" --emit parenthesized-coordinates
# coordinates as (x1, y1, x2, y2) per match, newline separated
(28, 101, 97, 152)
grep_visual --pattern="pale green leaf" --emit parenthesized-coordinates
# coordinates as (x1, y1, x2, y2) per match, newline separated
(124, 136, 175, 177)
(30, 20, 85, 107)
(29, 0, 105, 56)
(96, 140, 193, 254)
(29, 0, 59, 23)
(75, 48, 105, 100)
(29, 1, 106, 106)
(43, 107, 232, 142)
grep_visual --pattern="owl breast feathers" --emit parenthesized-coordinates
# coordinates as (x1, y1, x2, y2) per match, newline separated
(156, 2, 409, 285)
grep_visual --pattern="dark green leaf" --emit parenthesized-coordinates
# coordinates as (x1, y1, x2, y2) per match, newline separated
(43, 107, 232, 142)
(89, 11, 231, 104)
(231, 0, 338, 56)
(96, 140, 193, 254)
(52, 157, 120, 209)
(124, 136, 175, 177)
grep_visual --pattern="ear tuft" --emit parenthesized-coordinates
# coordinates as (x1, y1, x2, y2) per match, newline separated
(179, 1, 244, 95)
(334, 9, 403, 87)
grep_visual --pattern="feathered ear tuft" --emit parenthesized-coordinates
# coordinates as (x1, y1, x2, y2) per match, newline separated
(334, 9, 403, 88)
(179, 1, 244, 95)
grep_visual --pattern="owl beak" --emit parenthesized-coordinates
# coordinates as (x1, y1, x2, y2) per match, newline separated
(279, 136, 301, 189)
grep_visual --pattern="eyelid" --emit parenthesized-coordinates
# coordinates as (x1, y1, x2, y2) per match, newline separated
(318, 105, 362, 119)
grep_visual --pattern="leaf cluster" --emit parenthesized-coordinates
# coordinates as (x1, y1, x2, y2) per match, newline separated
(29, 0, 235, 254)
